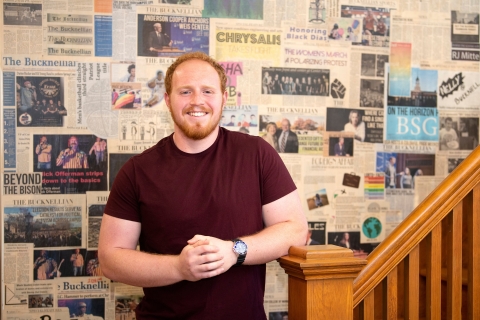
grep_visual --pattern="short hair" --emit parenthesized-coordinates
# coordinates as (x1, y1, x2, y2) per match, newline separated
(153, 22, 161, 28)
(165, 52, 227, 95)
(445, 117, 453, 123)
(128, 64, 135, 74)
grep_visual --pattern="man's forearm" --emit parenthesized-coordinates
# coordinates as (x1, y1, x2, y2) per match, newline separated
(99, 248, 184, 287)
(242, 220, 307, 265)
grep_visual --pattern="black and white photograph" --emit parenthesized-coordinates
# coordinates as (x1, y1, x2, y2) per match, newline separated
(360, 79, 385, 108)
(261, 67, 330, 96)
(439, 117, 479, 151)
(3, 3, 42, 26)
(361, 53, 375, 76)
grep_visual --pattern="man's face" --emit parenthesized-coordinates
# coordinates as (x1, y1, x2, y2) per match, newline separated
(41, 136, 47, 144)
(390, 157, 396, 165)
(164, 59, 226, 141)
(281, 120, 290, 132)
(75, 248, 80, 254)
(445, 120, 452, 130)
(49, 100, 53, 105)
(69, 137, 78, 150)
(339, 138, 344, 145)
(154, 24, 162, 32)
(351, 113, 359, 126)
(77, 304, 87, 315)
(42, 99, 46, 104)
(24, 81, 31, 88)
(130, 68, 136, 77)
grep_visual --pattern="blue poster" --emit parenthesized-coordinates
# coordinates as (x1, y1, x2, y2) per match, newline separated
(385, 106, 438, 141)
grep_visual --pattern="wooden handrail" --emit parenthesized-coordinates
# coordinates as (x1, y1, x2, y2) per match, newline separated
(353, 145, 480, 307)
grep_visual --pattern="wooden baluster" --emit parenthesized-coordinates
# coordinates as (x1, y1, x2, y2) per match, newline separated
(405, 245, 419, 320)
(382, 266, 398, 319)
(447, 202, 462, 319)
(468, 185, 480, 320)
(426, 224, 441, 320)
(359, 290, 374, 320)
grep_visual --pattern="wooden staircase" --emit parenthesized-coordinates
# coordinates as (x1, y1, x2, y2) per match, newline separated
(279, 146, 480, 319)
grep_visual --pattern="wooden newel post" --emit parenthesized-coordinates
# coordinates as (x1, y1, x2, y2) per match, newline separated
(278, 245, 367, 320)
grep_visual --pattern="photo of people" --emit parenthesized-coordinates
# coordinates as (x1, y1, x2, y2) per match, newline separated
(5, 207, 82, 248)
(376, 152, 435, 189)
(16, 76, 66, 127)
(220, 107, 259, 136)
(33, 250, 63, 280)
(259, 114, 324, 154)
(327, 231, 369, 258)
(261, 67, 330, 96)
(28, 294, 54, 308)
(137, 15, 209, 57)
(361, 54, 376, 76)
(145, 70, 166, 107)
(439, 117, 479, 151)
(115, 296, 142, 320)
(341, 6, 391, 47)
(306, 189, 329, 210)
(326, 107, 383, 143)
(360, 79, 384, 108)
(328, 136, 353, 157)
(111, 63, 137, 83)
(306, 221, 326, 245)
(33, 134, 108, 194)
(88, 204, 105, 248)
(3, 3, 42, 26)
(327, 18, 363, 42)
(58, 298, 104, 320)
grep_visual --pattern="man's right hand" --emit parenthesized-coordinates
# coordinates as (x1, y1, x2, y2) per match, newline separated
(176, 239, 226, 282)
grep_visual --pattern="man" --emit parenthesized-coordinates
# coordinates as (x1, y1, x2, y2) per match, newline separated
(70, 248, 84, 276)
(334, 137, 347, 156)
(384, 156, 397, 188)
(147, 23, 173, 54)
(89, 137, 107, 167)
(439, 117, 459, 150)
(145, 71, 165, 107)
(35, 136, 52, 169)
(56, 136, 89, 169)
(57, 100, 67, 115)
(344, 110, 366, 142)
(276, 118, 299, 153)
(98, 52, 307, 319)
(71, 301, 103, 319)
(226, 114, 236, 126)
(120, 64, 136, 82)
(16, 80, 37, 112)
(249, 114, 258, 127)
(34, 250, 58, 280)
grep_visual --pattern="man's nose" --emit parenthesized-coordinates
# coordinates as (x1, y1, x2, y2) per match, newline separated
(190, 92, 204, 106)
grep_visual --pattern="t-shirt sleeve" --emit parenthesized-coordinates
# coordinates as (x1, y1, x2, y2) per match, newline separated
(258, 138, 297, 205)
(104, 159, 141, 222)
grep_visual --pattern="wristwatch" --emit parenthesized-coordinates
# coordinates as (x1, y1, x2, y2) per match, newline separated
(232, 238, 247, 266)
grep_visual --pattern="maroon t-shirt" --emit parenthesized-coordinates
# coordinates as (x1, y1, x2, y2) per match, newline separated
(105, 128, 296, 319)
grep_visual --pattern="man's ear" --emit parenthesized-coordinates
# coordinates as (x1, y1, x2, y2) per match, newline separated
(222, 91, 228, 108)
(164, 92, 171, 111)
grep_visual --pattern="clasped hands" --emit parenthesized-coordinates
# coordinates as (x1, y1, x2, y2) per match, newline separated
(177, 235, 238, 282)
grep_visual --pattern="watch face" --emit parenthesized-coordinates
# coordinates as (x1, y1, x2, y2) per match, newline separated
(234, 240, 247, 255)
